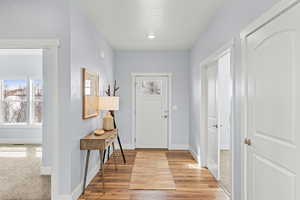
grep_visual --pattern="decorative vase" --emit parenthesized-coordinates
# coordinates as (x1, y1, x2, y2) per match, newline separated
(103, 111, 114, 131)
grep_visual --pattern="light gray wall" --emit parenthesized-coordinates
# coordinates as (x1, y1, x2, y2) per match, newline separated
(0, 54, 43, 143)
(189, 0, 281, 199)
(70, 0, 114, 192)
(0, 0, 114, 196)
(0, 0, 71, 195)
(115, 51, 190, 149)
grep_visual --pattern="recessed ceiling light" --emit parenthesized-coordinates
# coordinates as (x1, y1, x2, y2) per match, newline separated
(147, 33, 156, 39)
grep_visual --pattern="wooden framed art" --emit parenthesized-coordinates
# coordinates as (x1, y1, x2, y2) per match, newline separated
(82, 68, 99, 119)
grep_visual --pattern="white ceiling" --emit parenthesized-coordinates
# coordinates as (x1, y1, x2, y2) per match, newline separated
(81, 0, 224, 51)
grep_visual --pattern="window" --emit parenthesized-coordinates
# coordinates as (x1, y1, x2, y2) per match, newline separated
(31, 80, 43, 123)
(141, 80, 161, 95)
(0, 78, 43, 126)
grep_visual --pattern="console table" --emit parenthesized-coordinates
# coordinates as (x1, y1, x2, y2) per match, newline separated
(80, 129, 118, 194)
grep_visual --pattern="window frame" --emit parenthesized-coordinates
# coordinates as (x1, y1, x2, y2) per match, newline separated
(0, 77, 42, 128)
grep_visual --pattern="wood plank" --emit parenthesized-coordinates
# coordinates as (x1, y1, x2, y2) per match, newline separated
(78, 150, 229, 200)
(129, 151, 176, 190)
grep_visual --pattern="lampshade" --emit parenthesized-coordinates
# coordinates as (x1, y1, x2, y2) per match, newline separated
(98, 96, 119, 111)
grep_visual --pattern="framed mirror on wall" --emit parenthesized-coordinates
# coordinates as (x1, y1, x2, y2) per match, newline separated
(82, 68, 99, 119)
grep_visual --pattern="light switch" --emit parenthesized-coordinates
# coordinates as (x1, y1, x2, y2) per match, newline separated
(100, 51, 105, 59)
(172, 105, 178, 111)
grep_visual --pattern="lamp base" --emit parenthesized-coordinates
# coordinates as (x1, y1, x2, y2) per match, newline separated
(94, 129, 105, 136)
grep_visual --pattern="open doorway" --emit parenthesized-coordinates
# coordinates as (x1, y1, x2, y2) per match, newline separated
(0, 49, 49, 199)
(218, 51, 232, 194)
(201, 45, 233, 197)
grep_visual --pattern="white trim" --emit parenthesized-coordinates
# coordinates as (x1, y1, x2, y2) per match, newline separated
(189, 148, 201, 165)
(57, 195, 72, 200)
(0, 49, 43, 55)
(40, 166, 52, 175)
(239, 1, 300, 200)
(117, 143, 135, 150)
(199, 40, 235, 199)
(199, 40, 234, 68)
(0, 138, 42, 144)
(0, 124, 42, 129)
(169, 144, 189, 150)
(0, 39, 60, 48)
(0, 39, 60, 200)
(230, 45, 236, 200)
(240, 0, 300, 39)
(71, 163, 100, 200)
(131, 73, 173, 149)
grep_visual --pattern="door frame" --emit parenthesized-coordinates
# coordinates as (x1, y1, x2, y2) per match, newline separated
(131, 73, 173, 149)
(0, 39, 60, 200)
(199, 40, 235, 198)
(240, 0, 300, 200)
(205, 61, 220, 180)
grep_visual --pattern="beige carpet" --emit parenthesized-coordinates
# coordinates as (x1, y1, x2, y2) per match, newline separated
(220, 150, 232, 193)
(129, 151, 176, 190)
(0, 144, 51, 200)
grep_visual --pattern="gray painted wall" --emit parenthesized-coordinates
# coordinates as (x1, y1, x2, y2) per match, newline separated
(0, 54, 43, 143)
(70, 0, 114, 192)
(0, 0, 71, 195)
(189, 0, 281, 199)
(0, 0, 114, 196)
(115, 51, 190, 149)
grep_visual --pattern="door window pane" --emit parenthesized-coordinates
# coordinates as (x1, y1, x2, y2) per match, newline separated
(141, 80, 161, 95)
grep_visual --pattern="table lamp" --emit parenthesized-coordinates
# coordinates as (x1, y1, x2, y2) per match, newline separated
(95, 96, 119, 135)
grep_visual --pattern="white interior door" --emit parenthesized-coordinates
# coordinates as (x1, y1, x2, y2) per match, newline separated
(207, 62, 220, 179)
(135, 76, 169, 148)
(245, 3, 300, 200)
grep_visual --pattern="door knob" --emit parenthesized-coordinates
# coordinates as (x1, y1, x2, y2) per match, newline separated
(244, 138, 252, 146)
(212, 124, 218, 128)
(162, 115, 168, 119)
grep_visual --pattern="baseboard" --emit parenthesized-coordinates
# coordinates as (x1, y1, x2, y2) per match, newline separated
(0, 138, 42, 144)
(189, 148, 201, 166)
(119, 144, 189, 150)
(58, 195, 72, 200)
(220, 146, 230, 150)
(40, 166, 51, 175)
(169, 144, 189, 150)
(117, 143, 135, 150)
(71, 163, 100, 200)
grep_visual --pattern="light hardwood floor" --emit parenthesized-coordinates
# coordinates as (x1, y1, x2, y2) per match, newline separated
(79, 150, 229, 200)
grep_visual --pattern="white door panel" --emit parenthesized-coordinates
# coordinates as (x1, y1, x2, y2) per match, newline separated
(207, 62, 220, 179)
(135, 76, 168, 148)
(245, 3, 300, 200)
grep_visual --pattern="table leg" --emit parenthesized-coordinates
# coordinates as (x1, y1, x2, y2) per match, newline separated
(107, 145, 110, 161)
(112, 142, 118, 171)
(99, 149, 105, 189)
(117, 135, 126, 164)
(82, 150, 90, 195)
(102, 149, 106, 163)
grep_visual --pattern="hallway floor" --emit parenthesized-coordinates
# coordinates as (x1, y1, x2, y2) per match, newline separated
(0, 144, 51, 200)
(79, 150, 229, 200)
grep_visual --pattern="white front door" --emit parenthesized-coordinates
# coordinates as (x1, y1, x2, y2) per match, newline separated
(135, 76, 169, 148)
(207, 62, 220, 179)
(244, 2, 300, 200)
